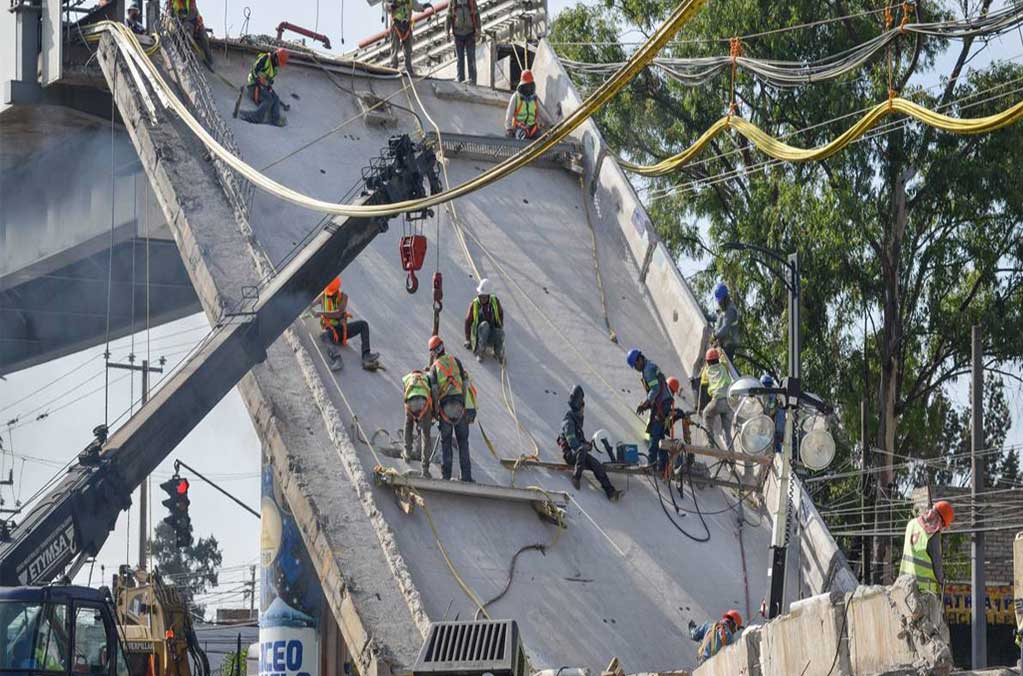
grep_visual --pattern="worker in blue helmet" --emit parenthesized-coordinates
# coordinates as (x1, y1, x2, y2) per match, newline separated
(627, 348, 673, 473)
(712, 282, 740, 362)
(760, 374, 785, 453)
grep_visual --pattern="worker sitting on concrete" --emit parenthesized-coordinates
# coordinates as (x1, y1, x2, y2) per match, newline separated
(168, 0, 213, 68)
(387, 0, 433, 75)
(313, 276, 380, 371)
(700, 348, 734, 450)
(712, 282, 740, 362)
(402, 369, 434, 476)
(463, 278, 505, 364)
(899, 500, 954, 594)
(446, 0, 480, 85)
(558, 385, 621, 501)
(627, 348, 673, 473)
(241, 48, 290, 127)
(504, 70, 550, 140)
(126, 5, 146, 34)
(428, 336, 473, 482)
(688, 610, 743, 664)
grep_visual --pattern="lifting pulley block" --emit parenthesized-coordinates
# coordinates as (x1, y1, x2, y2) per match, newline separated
(400, 234, 428, 294)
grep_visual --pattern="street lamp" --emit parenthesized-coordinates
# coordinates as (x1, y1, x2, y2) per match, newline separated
(722, 242, 834, 619)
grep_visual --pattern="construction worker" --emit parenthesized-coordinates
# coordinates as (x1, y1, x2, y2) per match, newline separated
(428, 336, 473, 482)
(712, 282, 740, 362)
(167, 0, 213, 68)
(558, 385, 621, 501)
(402, 369, 434, 477)
(313, 276, 380, 371)
(463, 278, 505, 364)
(700, 348, 734, 450)
(387, 0, 433, 75)
(126, 5, 146, 34)
(899, 500, 954, 594)
(446, 0, 480, 85)
(241, 48, 290, 127)
(504, 70, 549, 140)
(626, 348, 673, 473)
(688, 610, 743, 663)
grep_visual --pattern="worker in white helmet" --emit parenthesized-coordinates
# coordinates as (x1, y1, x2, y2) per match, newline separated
(464, 278, 505, 363)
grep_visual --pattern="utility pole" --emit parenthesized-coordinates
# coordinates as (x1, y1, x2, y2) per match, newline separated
(860, 400, 871, 583)
(249, 565, 256, 615)
(971, 325, 987, 668)
(107, 357, 163, 570)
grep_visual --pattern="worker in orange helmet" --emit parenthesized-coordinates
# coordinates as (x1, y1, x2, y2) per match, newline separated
(899, 500, 954, 594)
(427, 336, 473, 481)
(241, 48, 290, 126)
(312, 276, 379, 371)
(688, 609, 743, 663)
(699, 347, 734, 450)
(504, 69, 550, 140)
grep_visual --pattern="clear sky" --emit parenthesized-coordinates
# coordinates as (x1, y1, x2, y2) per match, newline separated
(2, 0, 1022, 617)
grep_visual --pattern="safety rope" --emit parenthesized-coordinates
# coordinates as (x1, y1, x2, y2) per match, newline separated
(579, 178, 617, 344)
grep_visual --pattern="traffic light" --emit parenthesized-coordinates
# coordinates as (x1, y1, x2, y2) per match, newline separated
(160, 475, 193, 547)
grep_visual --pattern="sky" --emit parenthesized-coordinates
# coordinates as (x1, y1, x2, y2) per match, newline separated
(3, 0, 1023, 617)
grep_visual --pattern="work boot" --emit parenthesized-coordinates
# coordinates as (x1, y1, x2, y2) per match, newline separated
(606, 488, 622, 502)
(361, 351, 380, 370)
(422, 465, 432, 478)
(571, 476, 581, 490)
(460, 477, 475, 483)
(327, 349, 344, 371)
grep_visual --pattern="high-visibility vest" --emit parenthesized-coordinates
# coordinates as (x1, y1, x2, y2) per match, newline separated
(431, 354, 464, 402)
(469, 295, 501, 350)
(248, 52, 277, 87)
(900, 517, 939, 594)
(391, 0, 414, 22)
(320, 292, 350, 345)
(464, 377, 478, 412)
(514, 94, 537, 127)
(705, 363, 733, 399)
(403, 371, 431, 402)
(170, 0, 191, 15)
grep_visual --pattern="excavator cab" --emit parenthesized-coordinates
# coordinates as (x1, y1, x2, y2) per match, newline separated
(0, 586, 129, 676)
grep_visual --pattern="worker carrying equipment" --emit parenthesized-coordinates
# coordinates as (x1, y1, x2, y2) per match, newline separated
(169, 0, 213, 68)
(628, 349, 674, 473)
(428, 337, 473, 481)
(241, 48, 290, 127)
(899, 500, 954, 594)
(464, 278, 505, 363)
(557, 385, 621, 501)
(712, 282, 740, 361)
(700, 348, 734, 450)
(387, 0, 433, 75)
(402, 369, 434, 476)
(505, 70, 550, 140)
(313, 276, 380, 370)
(688, 609, 743, 664)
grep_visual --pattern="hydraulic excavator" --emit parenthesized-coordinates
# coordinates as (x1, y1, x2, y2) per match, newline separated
(0, 135, 441, 676)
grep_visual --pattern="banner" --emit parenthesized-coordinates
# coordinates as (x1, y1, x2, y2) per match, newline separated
(943, 583, 1015, 625)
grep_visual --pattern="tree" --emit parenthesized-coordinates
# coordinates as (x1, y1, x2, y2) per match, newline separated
(221, 650, 247, 676)
(151, 521, 223, 619)
(552, 0, 1023, 580)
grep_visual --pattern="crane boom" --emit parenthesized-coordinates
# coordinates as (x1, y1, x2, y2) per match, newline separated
(0, 135, 440, 586)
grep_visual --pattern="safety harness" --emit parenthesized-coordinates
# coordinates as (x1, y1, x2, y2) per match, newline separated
(320, 291, 350, 346)
(469, 295, 501, 351)
(513, 94, 539, 137)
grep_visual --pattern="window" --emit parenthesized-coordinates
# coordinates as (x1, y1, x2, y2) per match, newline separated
(0, 600, 69, 672)
(74, 606, 110, 675)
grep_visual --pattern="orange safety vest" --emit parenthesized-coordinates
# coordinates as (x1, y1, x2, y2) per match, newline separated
(321, 292, 350, 346)
(432, 354, 464, 401)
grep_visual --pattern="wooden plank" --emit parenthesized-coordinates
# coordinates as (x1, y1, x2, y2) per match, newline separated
(374, 468, 570, 508)
(498, 458, 760, 493)
(660, 439, 773, 466)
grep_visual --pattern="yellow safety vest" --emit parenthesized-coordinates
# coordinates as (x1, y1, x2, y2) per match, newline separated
(899, 517, 939, 594)
(402, 371, 431, 402)
(170, 0, 191, 15)
(469, 296, 501, 350)
(465, 377, 478, 411)
(514, 95, 537, 127)
(248, 52, 278, 87)
(320, 292, 350, 344)
(391, 0, 414, 22)
(704, 363, 733, 400)
(431, 354, 464, 401)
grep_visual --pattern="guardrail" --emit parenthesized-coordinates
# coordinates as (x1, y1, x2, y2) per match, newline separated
(159, 15, 254, 222)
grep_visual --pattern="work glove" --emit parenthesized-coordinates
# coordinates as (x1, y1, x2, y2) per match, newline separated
(687, 620, 696, 631)
(635, 402, 650, 415)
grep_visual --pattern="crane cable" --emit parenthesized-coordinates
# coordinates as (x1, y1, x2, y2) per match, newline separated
(82, 0, 712, 217)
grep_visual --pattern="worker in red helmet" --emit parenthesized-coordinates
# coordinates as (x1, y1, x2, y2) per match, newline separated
(168, 0, 213, 67)
(312, 276, 379, 371)
(688, 609, 743, 663)
(428, 336, 473, 481)
(899, 500, 954, 594)
(241, 48, 291, 126)
(504, 69, 550, 140)
(387, 0, 433, 75)
(700, 347, 734, 450)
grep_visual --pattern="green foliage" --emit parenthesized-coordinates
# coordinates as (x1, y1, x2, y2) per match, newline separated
(151, 521, 223, 619)
(221, 651, 247, 676)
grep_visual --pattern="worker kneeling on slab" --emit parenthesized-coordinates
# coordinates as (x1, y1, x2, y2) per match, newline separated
(241, 48, 290, 127)
(688, 609, 743, 664)
(428, 336, 473, 482)
(464, 278, 505, 364)
(504, 70, 550, 140)
(313, 276, 380, 371)
(899, 499, 953, 594)
(627, 348, 673, 473)
(558, 386, 621, 501)
(403, 369, 434, 477)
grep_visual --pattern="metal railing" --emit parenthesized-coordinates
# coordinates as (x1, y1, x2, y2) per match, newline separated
(160, 15, 254, 222)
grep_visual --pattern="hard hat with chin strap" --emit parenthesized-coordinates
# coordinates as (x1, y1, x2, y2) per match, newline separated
(722, 609, 743, 628)
(626, 348, 642, 368)
(428, 335, 444, 353)
(477, 278, 490, 295)
(326, 276, 341, 296)
(666, 377, 681, 395)
(520, 69, 534, 84)
(934, 500, 954, 528)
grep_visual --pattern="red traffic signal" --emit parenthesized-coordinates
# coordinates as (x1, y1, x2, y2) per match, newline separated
(175, 478, 189, 495)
